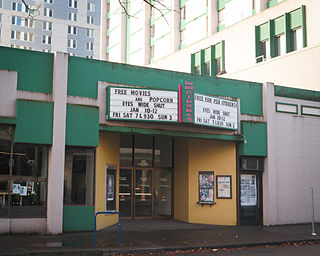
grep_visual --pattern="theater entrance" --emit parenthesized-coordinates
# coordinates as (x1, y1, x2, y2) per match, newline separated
(119, 134, 173, 219)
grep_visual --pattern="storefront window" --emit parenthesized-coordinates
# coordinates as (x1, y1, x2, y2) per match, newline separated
(134, 134, 153, 167)
(120, 134, 133, 167)
(0, 125, 12, 217)
(64, 148, 94, 205)
(154, 135, 172, 168)
(11, 144, 48, 218)
(0, 125, 48, 218)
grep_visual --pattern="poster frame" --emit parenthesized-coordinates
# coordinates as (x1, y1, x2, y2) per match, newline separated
(198, 171, 215, 204)
(216, 175, 232, 199)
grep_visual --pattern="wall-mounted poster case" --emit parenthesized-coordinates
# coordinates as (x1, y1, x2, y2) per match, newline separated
(198, 171, 214, 204)
(216, 175, 232, 199)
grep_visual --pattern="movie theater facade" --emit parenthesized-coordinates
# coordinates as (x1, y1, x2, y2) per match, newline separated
(0, 47, 319, 234)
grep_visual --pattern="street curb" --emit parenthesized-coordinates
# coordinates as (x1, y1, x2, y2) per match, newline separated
(2, 238, 320, 256)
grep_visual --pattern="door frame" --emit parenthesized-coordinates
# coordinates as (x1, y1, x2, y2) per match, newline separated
(239, 171, 263, 225)
(119, 168, 155, 220)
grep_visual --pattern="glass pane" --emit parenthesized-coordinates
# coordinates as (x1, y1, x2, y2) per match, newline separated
(135, 169, 152, 217)
(0, 181, 9, 217)
(0, 125, 12, 176)
(11, 145, 48, 218)
(204, 62, 210, 76)
(64, 148, 94, 205)
(119, 169, 132, 217)
(134, 135, 153, 167)
(120, 134, 133, 167)
(154, 136, 172, 168)
(214, 58, 221, 75)
(155, 168, 171, 218)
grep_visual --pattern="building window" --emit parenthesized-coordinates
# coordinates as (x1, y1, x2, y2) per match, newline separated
(194, 65, 200, 75)
(86, 42, 93, 51)
(191, 41, 225, 76)
(86, 28, 94, 38)
(290, 27, 303, 51)
(64, 148, 94, 205)
(87, 15, 94, 24)
(86, 55, 93, 59)
(42, 35, 51, 45)
(12, 16, 33, 27)
(42, 49, 51, 53)
(274, 34, 285, 57)
(68, 39, 77, 48)
(150, 24, 155, 38)
(87, 2, 95, 12)
(68, 0, 77, 8)
(43, 21, 52, 31)
(218, 8, 225, 27)
(0, 125, 48, 218)
(12, 2, 28, 12)
(68, 12, 77, 21)
(11, 31, 33, 42)
(44, 8, 53, 17)
(12, 16, 22, 26)
(68, 25, 77, 35)
(214, 58, 222, 75)
(259, 40, 270, 61)
(44, 0, 53, 3)
(0, 0, 2, 8)
(203, 61, 210, 76)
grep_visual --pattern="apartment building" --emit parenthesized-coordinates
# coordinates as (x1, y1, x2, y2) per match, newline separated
(103, 0, 319, 92)
(0, 0, 101, 58)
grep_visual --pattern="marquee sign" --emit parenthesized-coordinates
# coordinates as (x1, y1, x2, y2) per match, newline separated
(195, 93, 238, 130)
(107, 86, 178, 122)
(106, 83, 238, 130)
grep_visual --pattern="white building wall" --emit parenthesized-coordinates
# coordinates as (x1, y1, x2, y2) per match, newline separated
(149, 0, 320, 91)
(265, 84, 320, 225)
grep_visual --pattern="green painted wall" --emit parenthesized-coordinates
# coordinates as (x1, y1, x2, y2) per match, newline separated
(63, 206, 94, 232)
(0, 46, 53, 94)
(65, 104, 99, 147)
(15, 100, 53, 145)
(275, 85, 320, 102)
(239, 122, 267, 157)
(68, 54, 263, 116)
(0, 117, 16, 125)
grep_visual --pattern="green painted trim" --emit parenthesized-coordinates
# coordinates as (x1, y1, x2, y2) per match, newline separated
(274, 15, 285, 35)
(63, 206, 94, 232)
(67, 54, 263, 116)
(65, 104, 99, 147)
(15, 100, 53, 145)
(200, 49, 205, 75)
(252, 9, 256, 15)
(269, 20, 275, 58)
(180, 0, 188, 8)
(184, 12, 207, 27)
(0, 46, 53, 94)
(191, 53, 195, 74)
(180, 20, 186, 31)
(255, 26, 261, 62)
(301, 5, 307, 47)
(150, 15, 155, 26)
(221, 40, 225, 71)
(99, 125, 243, 142)
(267, 0, 279, 8)
(217, 0, 225, 10)
(285, 13, 291, 53)
(239, 122, 267, 157)
(274, 86, 320, 102)
(152, 32, 171, 44)
(106, 12, 110, 19)
(275, 102, 298, 114)
(211, 45, 216, 76)
(180, 42, 186, 49)
(217, 24, 225, 32)
(301, 105, 320, 117)
(0, 117, 16, 125)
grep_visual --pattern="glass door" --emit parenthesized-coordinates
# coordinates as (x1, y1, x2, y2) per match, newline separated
(119, 168, 132, 218)
(119, 168, 153, 219)
(134, 169, 153, 218)
(155, 168, 172, 218)
(240, 173, 263, 225)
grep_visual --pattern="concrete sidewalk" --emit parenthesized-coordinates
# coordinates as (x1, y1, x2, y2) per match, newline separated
(1, 220, 320, 255)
